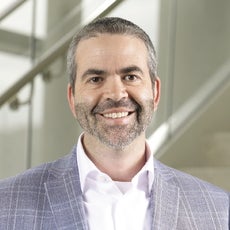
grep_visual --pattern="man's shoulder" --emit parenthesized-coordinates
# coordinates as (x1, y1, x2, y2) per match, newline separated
(154, 159, 230, 228)
(154, 159, 229, 196)
(0, 146, 79, 226)
(0, 147, 76, 191)
(0, 161, 51, 190)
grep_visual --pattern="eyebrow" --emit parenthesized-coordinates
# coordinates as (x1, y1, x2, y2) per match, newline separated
(81, 69, 106, 80)
(118, 65, 144, 75)
(81, 65, 144, 80)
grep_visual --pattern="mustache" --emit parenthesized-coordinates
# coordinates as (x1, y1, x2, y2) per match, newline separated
(92, 98, 141, 114)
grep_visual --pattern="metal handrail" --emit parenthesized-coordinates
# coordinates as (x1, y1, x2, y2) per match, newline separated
(149, 60, 230, 157)
(0, 0, 124, 108)
(0, 0, 28, 22)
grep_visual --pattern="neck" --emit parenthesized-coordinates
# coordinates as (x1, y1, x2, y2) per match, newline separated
(82, 133, 146, 181)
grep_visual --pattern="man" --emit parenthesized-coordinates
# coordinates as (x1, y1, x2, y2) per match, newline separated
(0, 17, 229, 230)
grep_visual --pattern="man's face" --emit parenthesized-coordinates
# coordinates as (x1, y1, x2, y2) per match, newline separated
(68, 34, 160, 149)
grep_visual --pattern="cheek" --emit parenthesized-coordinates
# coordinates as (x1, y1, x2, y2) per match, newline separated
(130, 86, 155, 113)
(74, 88, 99, 111)
(133, 85, 154, 103)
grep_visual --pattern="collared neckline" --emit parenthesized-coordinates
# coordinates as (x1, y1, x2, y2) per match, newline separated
(76, 133, 154, 195)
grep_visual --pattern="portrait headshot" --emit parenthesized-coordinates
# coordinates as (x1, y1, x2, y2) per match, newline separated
(0, 1, 229, 229)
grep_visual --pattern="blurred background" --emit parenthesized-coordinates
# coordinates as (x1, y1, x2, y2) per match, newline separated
(0, 0, 230, 190)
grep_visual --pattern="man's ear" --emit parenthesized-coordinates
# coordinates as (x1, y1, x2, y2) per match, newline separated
(153, 76, 161, 111)
(67, 84, 77, 118)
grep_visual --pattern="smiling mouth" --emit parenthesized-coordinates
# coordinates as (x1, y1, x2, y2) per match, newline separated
(102, 111, 133, 119)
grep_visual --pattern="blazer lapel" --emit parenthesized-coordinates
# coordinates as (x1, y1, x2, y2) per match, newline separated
(150, 160, 180, 230)
(44, 151, 89, 230)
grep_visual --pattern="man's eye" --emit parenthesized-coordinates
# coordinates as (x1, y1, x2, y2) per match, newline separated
(89, 76, 103, 83)
(124, 75, 137, 81)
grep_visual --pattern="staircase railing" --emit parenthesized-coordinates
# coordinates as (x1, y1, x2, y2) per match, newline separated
(0, 0, 28, 22)
(149, 59, 230, 157)
(0, 0, 124, 108)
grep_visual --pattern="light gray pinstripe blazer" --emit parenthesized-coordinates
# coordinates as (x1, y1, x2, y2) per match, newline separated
(0, 146, 229, 230)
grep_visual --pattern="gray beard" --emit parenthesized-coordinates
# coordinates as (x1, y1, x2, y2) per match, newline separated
(74, 99, 154, 150)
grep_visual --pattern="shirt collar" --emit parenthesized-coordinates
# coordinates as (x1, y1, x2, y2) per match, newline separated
(76, 133, 100, 193)
(133, 140, 154, 194)
(76, 133, 154, 194)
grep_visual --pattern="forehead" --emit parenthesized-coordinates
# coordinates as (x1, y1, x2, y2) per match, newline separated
(75, 34, 148, 66)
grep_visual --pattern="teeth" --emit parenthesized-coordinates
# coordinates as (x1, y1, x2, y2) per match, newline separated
(103, 112, 129, 119)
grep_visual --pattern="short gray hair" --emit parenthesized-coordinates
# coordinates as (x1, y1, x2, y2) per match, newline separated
(67, 17, 157, 94)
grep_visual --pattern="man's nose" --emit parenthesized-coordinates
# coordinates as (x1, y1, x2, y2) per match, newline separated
(103, 76, 128, 101)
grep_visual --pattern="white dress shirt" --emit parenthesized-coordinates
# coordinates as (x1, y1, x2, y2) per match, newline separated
(76, 134, 154, 230)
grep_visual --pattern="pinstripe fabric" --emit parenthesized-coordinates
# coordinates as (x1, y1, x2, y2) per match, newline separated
(0, 146, 229, 229)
